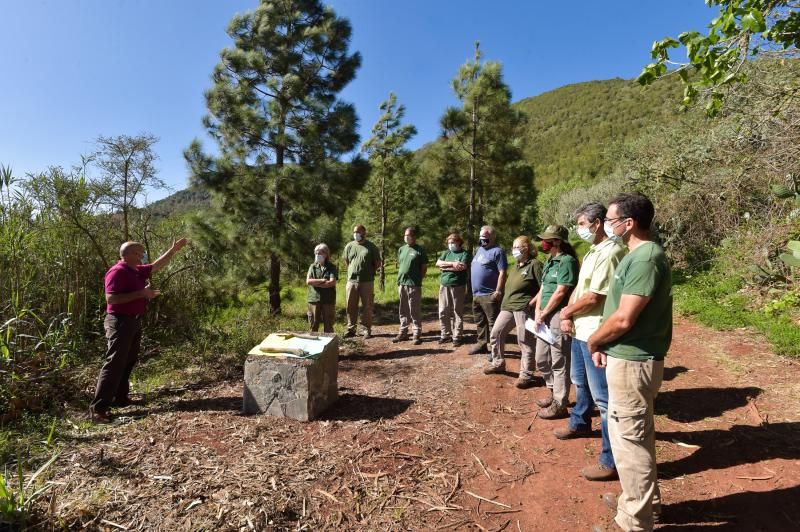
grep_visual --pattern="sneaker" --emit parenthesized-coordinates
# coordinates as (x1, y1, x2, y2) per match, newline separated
(468, 344, 488, 355)
(538, 400, 568, 419)
(554, 425, 591, 440)
(437, 336, 452, 344)
(411, 336, 422, 345)
(535, 390, 554, 408)
(581, 464, 618, 481)
(452, 337, 464, 347)
(483, 364, 505, 375)
(89, 409, 112, 424)
(392, 334, 409, 343)
(343, 330, 356, 339)
(515, 378, 534, 389)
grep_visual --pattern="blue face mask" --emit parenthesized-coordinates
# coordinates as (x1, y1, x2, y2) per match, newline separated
(511, 249, 523, 260)
(353, 233, 362, 242)
(577, 226, 595, 243)
(315, 254, 325, 264)
(604, 221, 625, 243)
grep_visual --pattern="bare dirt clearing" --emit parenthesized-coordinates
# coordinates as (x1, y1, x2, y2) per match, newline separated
(39, 316, 800, 531)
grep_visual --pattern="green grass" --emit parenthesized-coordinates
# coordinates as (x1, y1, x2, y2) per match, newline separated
(674, 269, 800, 358)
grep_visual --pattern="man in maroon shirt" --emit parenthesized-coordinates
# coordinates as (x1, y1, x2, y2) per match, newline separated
(89, 238, 187, 423)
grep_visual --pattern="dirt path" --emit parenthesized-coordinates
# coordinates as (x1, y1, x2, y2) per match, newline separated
(42, 316, 800, 530)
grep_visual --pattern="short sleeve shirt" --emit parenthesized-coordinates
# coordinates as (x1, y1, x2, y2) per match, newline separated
(306, 261, 338, 304)
(573, 240, 627, 341)
(602, 242, 673, 361)
(539, 254, 579, 312)
(397, 244, 428, 287)
(105, 261, 153, 315)
(343, 240, 380, 282)
(470, 245, 508, 296)
(501, 258, 542, 312)
(438, 249, 472, 287)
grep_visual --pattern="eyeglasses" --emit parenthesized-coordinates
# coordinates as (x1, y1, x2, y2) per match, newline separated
(604, 216, 630, 224)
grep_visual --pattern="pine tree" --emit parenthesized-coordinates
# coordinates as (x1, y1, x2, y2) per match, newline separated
(439, 42, 535, 244)
(361, 93, 417, 291)
(186, 0, 361, 313)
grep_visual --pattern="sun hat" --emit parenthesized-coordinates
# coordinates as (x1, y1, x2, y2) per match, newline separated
(536, 225, 568, 241)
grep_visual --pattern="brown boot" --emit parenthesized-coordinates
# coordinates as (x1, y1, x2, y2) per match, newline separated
(483, 364, 505, 375)
(554, 425, 591, 440)
(515, 378, 534, 389)
(581, 464, 618, 481)
(535, 389, 553, 408)
(538, 400, 568, 419)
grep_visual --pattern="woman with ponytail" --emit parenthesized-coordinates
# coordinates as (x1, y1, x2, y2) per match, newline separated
(530, 225, 579, 419)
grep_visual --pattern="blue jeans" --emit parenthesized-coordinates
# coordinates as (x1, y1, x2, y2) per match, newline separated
(569, 338, 615, 469)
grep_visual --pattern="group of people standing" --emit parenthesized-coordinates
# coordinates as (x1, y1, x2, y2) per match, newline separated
(90, 191, 670, 532)
(306, 192, 672, 532)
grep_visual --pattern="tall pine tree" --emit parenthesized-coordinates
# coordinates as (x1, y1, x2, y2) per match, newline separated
(361, 93, 417, 291)
(439, 42, 535, 244)
(186, 0, 362, 313)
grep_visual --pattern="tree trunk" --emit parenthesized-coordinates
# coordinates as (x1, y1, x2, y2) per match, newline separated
(270, 141, 285, 315)
(468, 102, 478, 246)
(122, 159, 130, 241)
(380, 172, 386, 292)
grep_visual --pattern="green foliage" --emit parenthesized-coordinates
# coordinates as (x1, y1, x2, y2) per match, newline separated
(513, 77, 685, 188)
(675, 268, 800, 357)
(0, 453, 58, 526)
(437, 42, 535, 240)
(639, 1, 800, 115)
(779, 239, 800, 267)
(186, 0, 363, 313)
(359, 92, 418, 289)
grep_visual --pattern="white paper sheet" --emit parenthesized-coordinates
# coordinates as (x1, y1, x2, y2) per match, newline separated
(525, 318, 555, 345)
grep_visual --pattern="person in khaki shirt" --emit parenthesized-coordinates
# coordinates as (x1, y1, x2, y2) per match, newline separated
(556, 203, 626, 483)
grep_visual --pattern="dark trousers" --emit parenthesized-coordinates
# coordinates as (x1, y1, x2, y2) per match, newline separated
(90, 313, 142, 412)
(472, 294, 500, 348)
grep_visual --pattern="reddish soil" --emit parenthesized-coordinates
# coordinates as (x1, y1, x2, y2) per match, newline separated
(40, 315, 800, 531)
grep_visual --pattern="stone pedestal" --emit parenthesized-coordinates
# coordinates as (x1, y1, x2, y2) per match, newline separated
(242, 333, 339, 421)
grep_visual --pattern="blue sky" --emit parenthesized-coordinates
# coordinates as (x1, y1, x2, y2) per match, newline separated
(0, 0, 716, 201)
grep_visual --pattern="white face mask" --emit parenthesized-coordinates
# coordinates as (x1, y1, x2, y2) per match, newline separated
(577, 225, 595, 243)
(315, 254, 325, 264)
(604, 221, 625, 243)
(448, 243, 459, 252)
(511, 248, 523, 260)
(353, 233, 362, 242)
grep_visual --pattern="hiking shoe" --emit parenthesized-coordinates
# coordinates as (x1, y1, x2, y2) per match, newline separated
(111, 396, 131, 408)
(554, 425, 591, 440)
(392, 334, 409, 343)
(89, 409, 112, 424)
(581, 464, 618, 481)
(601, 492, 617, 512)
(483, 364, 505, 375)
(412, 336, 422, 345)
(452, 337, 464, 347)
(515, 378, 534, 389)
(437, 336, 452, 344)
(535, 390, 554, 408)
(538, 400, 568, 419)
(468, 344, 488, 355)
(343, 330, 356, 339)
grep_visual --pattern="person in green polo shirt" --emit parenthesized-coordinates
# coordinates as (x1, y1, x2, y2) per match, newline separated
(343, 224, 382, 339)
(393, 226, 428, 345)
(306, 243, 338, 333)
(436, 233, 472, 346)
(483, 235, 542, 388)
(587, 192, 672, 532)
(531, 224, 579, 420)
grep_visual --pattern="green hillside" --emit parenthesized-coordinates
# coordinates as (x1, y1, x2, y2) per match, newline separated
(153, 76, 685, 210)
(513, 76, 684, 187)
